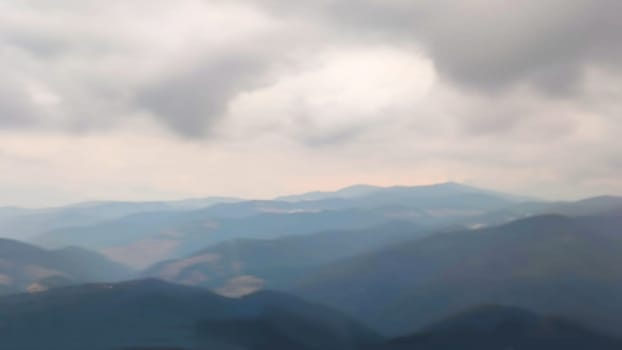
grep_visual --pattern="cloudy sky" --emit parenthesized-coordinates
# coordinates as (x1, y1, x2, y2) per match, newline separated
(1, 0, 621, 206)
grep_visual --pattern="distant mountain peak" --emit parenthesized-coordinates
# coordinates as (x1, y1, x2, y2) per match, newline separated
(275, 181, 524, 203)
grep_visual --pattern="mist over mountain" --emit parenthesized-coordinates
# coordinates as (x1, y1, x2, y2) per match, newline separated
(0, 183, 622, 349)
(143, 221, 426, 296)
(34, 208, 393, 269)
(0, 197, 241, 241)
(27, 182, 522, 268)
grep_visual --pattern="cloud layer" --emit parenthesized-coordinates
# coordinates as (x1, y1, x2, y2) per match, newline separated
(0, 0, 621, 205)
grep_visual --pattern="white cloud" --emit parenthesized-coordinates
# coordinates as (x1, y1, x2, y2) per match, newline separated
(224, 46, 436, 143)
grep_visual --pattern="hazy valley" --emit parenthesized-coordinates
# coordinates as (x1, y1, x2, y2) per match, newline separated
(1, 183, 622, 349)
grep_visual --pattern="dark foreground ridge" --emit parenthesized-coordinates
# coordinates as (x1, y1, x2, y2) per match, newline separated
(0, 279, 380, 350)
(375, 304, 622, 350)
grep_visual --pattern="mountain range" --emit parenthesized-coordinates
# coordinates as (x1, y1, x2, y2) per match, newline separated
(24, 182, 529, 268)
(2, 279, 621, 350)
(293, 213, 622, 336)
(2, 182, 622, 349)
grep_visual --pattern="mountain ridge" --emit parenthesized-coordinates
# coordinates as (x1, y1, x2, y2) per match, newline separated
(293, 213, 622, 336)
(0, 278, 381, 350)
(376, 304, 622, 350)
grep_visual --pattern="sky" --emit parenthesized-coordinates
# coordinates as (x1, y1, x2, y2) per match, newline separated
(1, 0, 621, 207)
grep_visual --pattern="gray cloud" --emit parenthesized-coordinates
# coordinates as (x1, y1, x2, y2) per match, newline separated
(239, 0, 622, 96)
(422, 0, 622, 95)
(2, 31, 67, 58)
(2, 0, 621, 139)
(0, 0, 291, 137)
(0, 77, 40, 127)
(136, 52, 274, 138)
